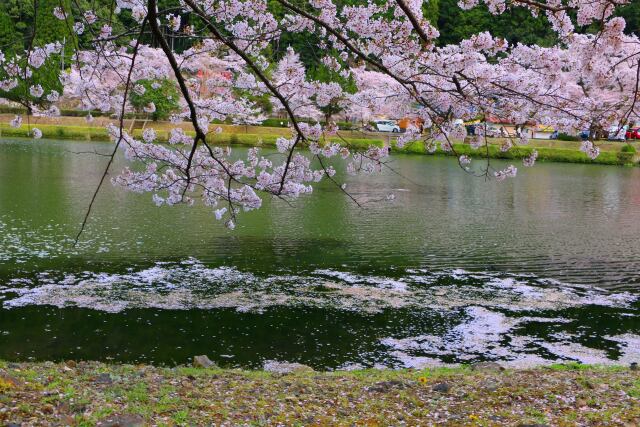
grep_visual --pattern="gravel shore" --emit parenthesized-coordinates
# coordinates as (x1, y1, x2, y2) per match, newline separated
(1, 361, 639, 426)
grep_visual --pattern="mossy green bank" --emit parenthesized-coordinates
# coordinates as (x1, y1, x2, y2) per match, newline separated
(0, 360, 638, 425)
(1, 123, 636, 166)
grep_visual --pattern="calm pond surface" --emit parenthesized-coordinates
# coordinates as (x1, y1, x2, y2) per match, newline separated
(0, 138, 639, 369)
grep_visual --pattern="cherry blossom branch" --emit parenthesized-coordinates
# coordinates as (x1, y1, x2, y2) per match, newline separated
(181, 0, 312, 194)
(74, 19, 148, 245)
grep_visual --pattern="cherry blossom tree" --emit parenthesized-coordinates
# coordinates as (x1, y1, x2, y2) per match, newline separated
(346, 67, 412, 125)
(1, 0, 639, 238)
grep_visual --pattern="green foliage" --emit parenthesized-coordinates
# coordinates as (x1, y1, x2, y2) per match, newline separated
(247, 93, 274, 116)
(1, 0, 34, 47)
(423, 0, 439, 26)
(556, 133, 581, 141)
(0, 0, 77, 111)
(437, 0, 558, 46)
(547, 362, 593, 371)
(621, 144, 636, 153)
(335, 120, 356, 130)
(616, 2, 640, 37)
(0, 123, 110, 140)
(389, 138, 636, 166)
(260, 118, 288, 127)
(0, 0, 127, 53)
(1, 0, 639, 61)
(72, 0, 127, 47)
(617, 151, 635, 165)
(0, 55, 62, 111)
(34, 0, 75, 52)
(129, 79, 181, 121)
(0, 8, 21, 53)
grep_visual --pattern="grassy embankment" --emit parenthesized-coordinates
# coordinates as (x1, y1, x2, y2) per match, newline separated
(0, 120, 637, 166)
(0, 360, 638, 425)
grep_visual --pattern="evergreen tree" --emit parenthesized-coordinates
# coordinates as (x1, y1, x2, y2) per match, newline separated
(0, 0, 76, 111)
(3, 0, 34, 48)
(437, 0, 557, 47)
(423, 0, 439, 27)
(0, 8, 20, 53)
(34, 0, 76, 56)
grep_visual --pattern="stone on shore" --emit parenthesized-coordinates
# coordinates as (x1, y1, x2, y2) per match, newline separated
(193, 355, 217, 368)
(263, 360, 314, 374)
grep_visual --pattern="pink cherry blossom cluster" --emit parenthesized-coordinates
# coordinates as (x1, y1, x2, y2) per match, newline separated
(1, 0, 639, 229)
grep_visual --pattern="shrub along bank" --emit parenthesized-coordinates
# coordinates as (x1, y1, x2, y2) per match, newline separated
(0, 123, 637, 166)
(210, 131, 637, 166)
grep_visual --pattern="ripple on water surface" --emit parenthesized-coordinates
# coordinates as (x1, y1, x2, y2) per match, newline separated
(1, 260, 638, 368)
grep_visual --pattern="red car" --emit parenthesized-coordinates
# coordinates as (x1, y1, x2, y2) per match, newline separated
(625, 127, 640, 139)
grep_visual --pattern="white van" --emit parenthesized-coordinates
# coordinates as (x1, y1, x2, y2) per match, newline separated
(372, 120, 401, 133)
(608, 125, 628, 140)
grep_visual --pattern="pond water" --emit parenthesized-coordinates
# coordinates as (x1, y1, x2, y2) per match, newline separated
(0, 138, 639, 369)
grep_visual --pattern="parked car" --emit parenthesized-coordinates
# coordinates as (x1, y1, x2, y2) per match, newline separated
(466, 124, 477, 136)
(608, 125, 628, 141)
(372, 120, 401, 133)
(473, 123, 497, 137)
(485, 123, 507, 138)
(625, 127, 640, 140)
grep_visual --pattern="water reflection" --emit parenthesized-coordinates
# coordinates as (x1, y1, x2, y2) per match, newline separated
(0, 138, 639, 367)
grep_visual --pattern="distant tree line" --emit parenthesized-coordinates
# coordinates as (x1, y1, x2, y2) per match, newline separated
(3, 0, 638, 54)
